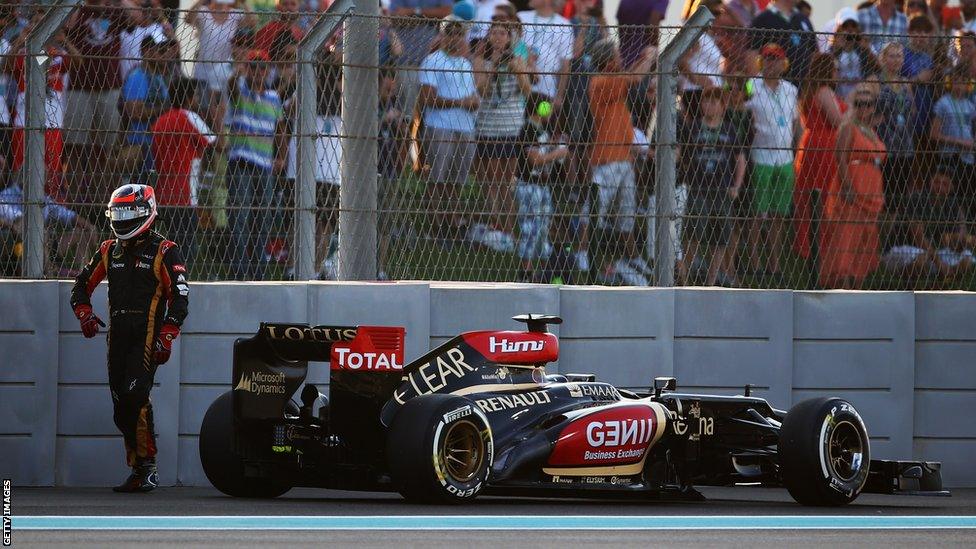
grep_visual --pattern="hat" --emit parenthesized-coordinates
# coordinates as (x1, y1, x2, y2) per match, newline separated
(835, 7, 859, 27)
(247, 48, 271, 62)
(760, 42, 787, 59)
(452, 0, 476, 21)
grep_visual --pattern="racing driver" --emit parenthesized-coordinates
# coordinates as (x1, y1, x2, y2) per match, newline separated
(71, 184, 189, 492)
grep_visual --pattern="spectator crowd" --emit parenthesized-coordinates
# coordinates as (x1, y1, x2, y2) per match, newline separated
(2, 0, 976, 290)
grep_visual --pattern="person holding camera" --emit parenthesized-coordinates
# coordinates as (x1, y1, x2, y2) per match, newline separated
(831, 9, 880, 102)
(471, 20, 532, 251)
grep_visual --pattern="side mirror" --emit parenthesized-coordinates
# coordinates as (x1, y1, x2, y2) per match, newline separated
(653, 377, 676, 398)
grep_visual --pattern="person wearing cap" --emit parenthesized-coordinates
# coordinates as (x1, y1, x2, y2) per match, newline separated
(225, 48, 285, 279)
(745, 42, 799, 283)
(587, 39, 657, 286)
(858, 0, 909, 53)
(119, 0, 176, 81)
(118, 35, 172, 184)
(417, 19, 480, 244)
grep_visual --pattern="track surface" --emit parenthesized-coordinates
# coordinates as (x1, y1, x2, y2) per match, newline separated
(12, 486, 976, 547)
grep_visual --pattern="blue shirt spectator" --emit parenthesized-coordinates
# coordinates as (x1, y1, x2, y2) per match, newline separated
(932, 89, 976, 165)
(121, 65, 169, 146)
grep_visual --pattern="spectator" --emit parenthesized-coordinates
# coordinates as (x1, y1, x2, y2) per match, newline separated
(254, 0, 303, 52)
(930, 64, 976, 222)
(284, 48, 343, 279)
(515, 94, 567, 282)
(388, 0, 454, 125)
(714, 0, 757, 74)
(471, 21, 531, 251)
(616, 0, 668, 68)
(470, 0, 512, 43)
(876, 41, 916, 213)
(0, 182, 97, 276)
(417, 19, 478, 244)
(118, 36, 171, 184)
(226, 49, 285, 279)
(904, 0, 931, 23)
(794, 52, 846, 261)
(858, 0, 909, 52)
(883, 166, 975, 280)
(561, 0, 606, 193)
(820, 81, 886, 289)
(903, 15, 938, 149)
(749, 0, 816, 84)
(151, 77, 217, 265)
(955, 30, 976, 72)
(745, 43, 799, 282)
(830, 9, 878, 104)
(679, 0, 725, 120)
(588, 39, 657, 286)
(518, 0, 574, 105)
(677, 87, 746, 286)
(9, 28, 75, 201)
(378, 9, 404, 68)
(186, 0, 256, 98)
(63, 0, 128, 200)
(720, 74, 755, 285)
(119, 0, 174, 81)
(724, 0, 759, 28)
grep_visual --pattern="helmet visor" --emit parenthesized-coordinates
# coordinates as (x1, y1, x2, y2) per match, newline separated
(106, 205, 152, 221)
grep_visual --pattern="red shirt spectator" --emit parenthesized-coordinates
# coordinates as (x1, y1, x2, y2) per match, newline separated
(151, 91, 217, 207)
(11, 50, 70, 199)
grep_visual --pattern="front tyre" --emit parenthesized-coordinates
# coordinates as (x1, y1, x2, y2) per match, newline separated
(779, 397, 870, 506)
(387, 394, 493, 504)
(199, 391, 291, 498)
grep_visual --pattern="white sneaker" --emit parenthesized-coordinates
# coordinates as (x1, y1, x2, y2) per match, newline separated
(574, 250, 590, 272)
(319, 255, 338, 280)
(613, 259, 649, 286)
(629, 256, 653, 277)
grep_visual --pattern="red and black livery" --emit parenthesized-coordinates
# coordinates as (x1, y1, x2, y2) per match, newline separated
(200, 314, 948, 506)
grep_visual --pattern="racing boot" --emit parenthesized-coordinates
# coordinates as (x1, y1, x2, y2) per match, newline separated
(112, 460, 158, 493)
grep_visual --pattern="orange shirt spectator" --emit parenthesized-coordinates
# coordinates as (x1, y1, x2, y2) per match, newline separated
(589, 74, 634, 166)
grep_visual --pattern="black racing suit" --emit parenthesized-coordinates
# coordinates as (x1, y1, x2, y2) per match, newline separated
(71, 230, 189, 468)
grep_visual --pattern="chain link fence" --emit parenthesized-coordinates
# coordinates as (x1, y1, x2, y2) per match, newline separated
(2, 1, 975, 291)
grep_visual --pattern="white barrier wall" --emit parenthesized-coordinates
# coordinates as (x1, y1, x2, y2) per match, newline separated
(1, 281, 974, 487)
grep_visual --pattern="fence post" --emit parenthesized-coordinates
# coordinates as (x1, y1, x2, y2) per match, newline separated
(22, 0, 80, 278)
(294, 0, 355, 281)
(653, 6, 714, 287)
(339, 0, 378, 280)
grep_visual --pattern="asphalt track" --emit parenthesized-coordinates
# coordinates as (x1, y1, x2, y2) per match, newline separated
(11, 486, 976, 547)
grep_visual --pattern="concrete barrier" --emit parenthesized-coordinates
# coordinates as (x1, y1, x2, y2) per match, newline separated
(0, 281, 973, 487)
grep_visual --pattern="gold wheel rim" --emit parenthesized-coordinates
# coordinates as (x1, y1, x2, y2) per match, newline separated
(440, 420, 484, 483)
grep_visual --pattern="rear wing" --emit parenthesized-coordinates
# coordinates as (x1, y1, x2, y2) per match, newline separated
(232, 323, 405, 421)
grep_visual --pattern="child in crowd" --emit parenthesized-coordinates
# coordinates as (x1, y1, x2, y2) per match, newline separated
(677, 87, 746, 286)
(515, 95, 568, 282)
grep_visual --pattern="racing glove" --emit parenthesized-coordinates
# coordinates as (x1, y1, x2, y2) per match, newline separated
(153, 324, 180, 365)
(73, 305, 105, 339)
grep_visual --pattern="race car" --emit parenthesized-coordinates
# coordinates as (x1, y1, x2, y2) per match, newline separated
(199, 314, 948, 506)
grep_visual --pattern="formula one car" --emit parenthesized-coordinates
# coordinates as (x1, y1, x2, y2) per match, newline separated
(199, 315, 948, 506)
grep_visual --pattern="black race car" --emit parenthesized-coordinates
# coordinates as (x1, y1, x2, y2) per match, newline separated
(199, 314, 948, 506)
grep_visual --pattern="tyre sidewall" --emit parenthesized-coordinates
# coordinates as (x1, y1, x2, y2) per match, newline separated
(815, 400, 870, 499)
(780, 397, 870, 505)
(388, 395, 494, 502)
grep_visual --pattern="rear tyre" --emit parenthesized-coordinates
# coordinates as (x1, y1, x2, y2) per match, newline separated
(387, 394, 493, 504)
(199, 391, 291, 498)
(779, 397, 870, 506)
